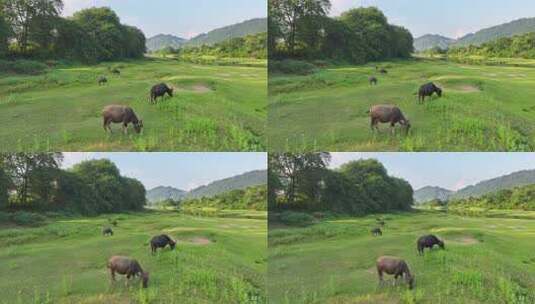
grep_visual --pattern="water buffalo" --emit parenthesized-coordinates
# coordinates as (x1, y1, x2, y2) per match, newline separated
(369, 76, 378, 86)
(111, 68, 121, 75)
(150, 234, 176, 254)
(368, 105, 411, 135)
(378, 220, 385, 226)
(107, 256, 149, 288)
(371, 227, 382, 236)
(379, 68, 388, 74)
(417, 234, 445, 255)
(98, 76, 108, 86)
(418, 82, 442, 103)
(376, 256, 414, 289)
(150, 83, 174, 104)
(102, 227, 113, 236)
(102, 105, 143, 135)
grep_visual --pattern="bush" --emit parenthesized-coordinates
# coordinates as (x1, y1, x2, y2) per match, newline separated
(0, 211, 9, 222)
(269, 59, 317, 75)
(279, 211, 316, 227)
(10, 211, 46, 226)
(0, 60, 48, 75)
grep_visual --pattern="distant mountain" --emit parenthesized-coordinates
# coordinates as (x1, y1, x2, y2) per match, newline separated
(146, 170, 267, 204)
(146, 18, 267, 51)
(146, 34, 187, 52)
(415, 17, 535, 51)
(146, 186, 187, 203)
(414, 34, 455, 52)
(414, 169, 535, 203)
(184, 18, 267, 47)
(452, 169, 535, 199)
(455, 17, 535, 47)
(414, 186, 453, 204)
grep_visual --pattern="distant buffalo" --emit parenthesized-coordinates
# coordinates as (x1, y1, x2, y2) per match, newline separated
(376, 256, 414, 289)
(102, 105, 143, 135)
(150, 234, 176, 254)
(417, 234, 445, 255)
(379, 68, 388, 74)
(107, 256, 149, 288)
(418, 82, 442, 103)
(111, 68, 121, 75)
(371, 227, 382, 236)
(98, 76, 108, 86)
(102, 227, 113, 236)
(368, 105, 411, 135)
(369, 76, 378, 86)
(150, 83, 174, 104)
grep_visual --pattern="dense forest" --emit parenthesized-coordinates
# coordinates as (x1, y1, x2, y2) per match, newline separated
(0, 153, 146, 216)
(269, 153, 414, 215)
(153, 32, 267, 59)
(448, 184, 535, 211)
(268, 0, 413, 63)
(157, 185, 267, 211)
(447, 32, 535, 59)
(0, 0, 145, 63)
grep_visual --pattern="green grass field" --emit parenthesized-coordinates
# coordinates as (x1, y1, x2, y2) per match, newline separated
(268, 58, 535, 151)
(0, 58, 266, 151)
(268, 211, 535, 303)
(0, 210, 266, 304)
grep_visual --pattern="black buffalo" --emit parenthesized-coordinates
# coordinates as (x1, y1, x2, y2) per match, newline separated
(369, 76, 378, 86)
(379, 68, 388, 74)
(371, 227, 382, 236)
(150, 234, 176, 254)
(418, 82, 442, 103)
(417, 234, 445, 255)
(98, 76, 108, 86)
(102, 227, 113, 236)
(150, 83, 174, 104)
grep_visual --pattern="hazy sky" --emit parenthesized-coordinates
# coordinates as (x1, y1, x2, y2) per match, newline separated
(330, 0, 535, 38)
(330, 153, 535, 191)
(62, 153, 267, 191)
(61, 0, 267, 38)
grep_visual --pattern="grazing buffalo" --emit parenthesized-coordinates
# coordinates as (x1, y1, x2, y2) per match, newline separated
(111, 220, 118, 227)
(102, 105, 143, 135)
(418, 82, 442, 103)
(369, 76, 378, 86)
(102, 227, 113, 236)
(368, 105, 411, 135)
(378, 220, 385, 226)
(107, 256, 149, 288)
(376, 256, 414, 289)
(371, 227, 382, 236)
(150, 83, 174, 104)
(98, 76, 108, 86)
(379, 68, 388, 74)
(111, 68, 121, 75)
(417, 234, 445, 255)
(150, 234, 176, 254)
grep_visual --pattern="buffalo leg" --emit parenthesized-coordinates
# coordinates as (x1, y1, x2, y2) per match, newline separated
(110, 269, 116, 282)
(123, 123, 128, 135)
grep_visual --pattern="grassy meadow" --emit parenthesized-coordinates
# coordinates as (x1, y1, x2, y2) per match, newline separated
(0, 210, 267, 304)
(268, 58, 535, 151)
(268, 210, 535, 303)
(0, 57, 266, 151)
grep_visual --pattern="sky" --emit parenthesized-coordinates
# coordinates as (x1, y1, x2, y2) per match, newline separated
(61, 0, 267, 38)
(62, 153, 267, 191)
(330, 153, 535, 191)
(330, 0, 535, 38)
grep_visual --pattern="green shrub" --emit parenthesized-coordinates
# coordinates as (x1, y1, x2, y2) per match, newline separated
(0, 211, 9, 222)
(269, 59, 317, 75)
(0, 60, 48, 75)
(279, 211, 316, 227)
(10, 211, 46, 226)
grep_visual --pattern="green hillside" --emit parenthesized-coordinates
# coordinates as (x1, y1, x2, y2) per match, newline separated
(146, 34, 187, 52)
(414, 186, 453, 203)
(414, 34, 455, 51)
(185, 18, 267, 47)
(455, 17, 535, 47)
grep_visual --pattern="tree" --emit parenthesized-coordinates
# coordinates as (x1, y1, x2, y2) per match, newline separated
(270, 0, 330, 55)
(3, 0, 63, 53)
(0, 6, 12, 57)
(270, 152, 331, 208)
(1, 153, 63, 206)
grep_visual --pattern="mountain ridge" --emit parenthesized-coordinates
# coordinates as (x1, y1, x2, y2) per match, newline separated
(146, 169, 267, 204)
(414, 169, 535, 203)
(146, 18, 267, 51)
(414, 17, 535, 51)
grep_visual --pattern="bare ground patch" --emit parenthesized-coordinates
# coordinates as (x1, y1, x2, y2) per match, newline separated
(178, 236, 213, 245)
(448, 236, 479, 245)
(176, 84, 213, 93)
